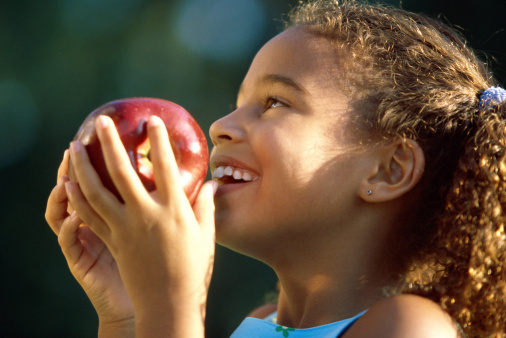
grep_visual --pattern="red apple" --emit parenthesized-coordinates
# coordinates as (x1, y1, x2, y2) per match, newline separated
(69, 97, 209, 204)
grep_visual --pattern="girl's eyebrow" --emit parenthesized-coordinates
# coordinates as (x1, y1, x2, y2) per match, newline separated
(238, 73, 308, 98)
(259, 74, 308, 94)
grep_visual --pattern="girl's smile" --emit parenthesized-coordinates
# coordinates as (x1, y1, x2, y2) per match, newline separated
(210, 154, 261, 198)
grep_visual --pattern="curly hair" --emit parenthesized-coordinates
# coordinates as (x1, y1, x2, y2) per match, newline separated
(286, 1, 506, 336)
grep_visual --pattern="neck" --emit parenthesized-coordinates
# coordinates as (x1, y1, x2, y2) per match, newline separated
(275, 265, 391, 328)
(268, 211, 403, 328)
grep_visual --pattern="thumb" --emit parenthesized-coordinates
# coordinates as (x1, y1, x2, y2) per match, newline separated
(193, 180, 217, 233)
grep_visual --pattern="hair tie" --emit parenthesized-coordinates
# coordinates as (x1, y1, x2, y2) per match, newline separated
(479, 86, 506, 109)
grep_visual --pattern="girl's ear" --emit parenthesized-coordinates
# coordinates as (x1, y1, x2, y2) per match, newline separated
(358, 139, 425, 202)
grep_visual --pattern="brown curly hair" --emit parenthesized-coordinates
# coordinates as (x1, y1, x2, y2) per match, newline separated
(286, 1, 506, 337)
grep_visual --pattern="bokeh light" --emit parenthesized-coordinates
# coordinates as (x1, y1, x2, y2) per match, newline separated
(174, 0, 267, 62)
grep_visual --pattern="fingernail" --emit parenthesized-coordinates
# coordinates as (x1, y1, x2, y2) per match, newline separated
(97, 115, 109, 129)
(58, 175, 69, 185)
(70, 141, 82, 153)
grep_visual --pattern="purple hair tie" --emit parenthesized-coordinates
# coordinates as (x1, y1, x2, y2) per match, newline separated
(479, 86, 506, 109)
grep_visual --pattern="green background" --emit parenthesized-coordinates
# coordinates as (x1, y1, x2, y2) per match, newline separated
(1, 0, 504, 336)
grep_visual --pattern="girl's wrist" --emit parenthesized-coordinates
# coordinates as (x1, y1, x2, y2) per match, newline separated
(135, 315, 205, 338)
(98, 317, 135, 338)
(134, 298, 206, 338)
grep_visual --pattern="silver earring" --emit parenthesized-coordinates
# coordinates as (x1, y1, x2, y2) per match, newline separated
(367, 190, 372, 195)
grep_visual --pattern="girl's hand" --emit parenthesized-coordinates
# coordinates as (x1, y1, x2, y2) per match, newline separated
(67, 115, 216, 337)
(45, 151, 135, 337)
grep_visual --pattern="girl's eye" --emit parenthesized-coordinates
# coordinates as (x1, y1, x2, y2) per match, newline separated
(269, 99, 283, 108)
(264, 96, 286, 110)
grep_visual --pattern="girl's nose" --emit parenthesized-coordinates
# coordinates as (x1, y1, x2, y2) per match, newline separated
(209, 111, 246, 146)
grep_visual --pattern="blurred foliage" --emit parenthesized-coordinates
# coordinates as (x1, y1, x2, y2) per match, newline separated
(0, 0, 504, 337)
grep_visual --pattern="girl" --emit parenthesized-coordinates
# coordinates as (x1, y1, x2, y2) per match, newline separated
(46, 0, 506, 337)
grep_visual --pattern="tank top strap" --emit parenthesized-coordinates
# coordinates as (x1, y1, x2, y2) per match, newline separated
(230, 310, 367, 337)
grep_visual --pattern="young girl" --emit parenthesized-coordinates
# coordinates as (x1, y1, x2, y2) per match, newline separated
(46, 0, 506, 337)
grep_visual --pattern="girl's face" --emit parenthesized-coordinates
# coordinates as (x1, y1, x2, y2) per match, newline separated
(210, 28, 372, 259)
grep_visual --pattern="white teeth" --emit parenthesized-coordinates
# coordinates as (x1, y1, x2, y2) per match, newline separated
(213, 166, 224, 178)
(233, 170, 242, 180)
(212, 165, 257, 182)
(224, 166, 233, 176)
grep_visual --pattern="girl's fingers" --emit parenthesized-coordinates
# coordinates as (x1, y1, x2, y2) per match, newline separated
(68, 139, 120, 220)
(65, 180, 112, 242)
(56, 150, 70, 183)
(58, 211, 84, 264)
(147, 116, 182, 202)
(46, 175, 71, 235)
(94, 115, 149, 205)
(56, 150, 75, 216)
(192, 180, 217, 236)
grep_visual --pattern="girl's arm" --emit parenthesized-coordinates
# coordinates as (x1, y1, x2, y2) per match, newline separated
(66, 115, 217, 337)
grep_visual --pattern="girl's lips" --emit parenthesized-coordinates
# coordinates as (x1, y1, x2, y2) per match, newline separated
(212, 165, 259, 184)
(214, 177, 261, 198)
(210, 154, 260, 185)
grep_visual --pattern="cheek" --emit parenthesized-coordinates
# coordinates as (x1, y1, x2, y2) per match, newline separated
(251, 141, 332, 227)
(257, 124, 339, 185)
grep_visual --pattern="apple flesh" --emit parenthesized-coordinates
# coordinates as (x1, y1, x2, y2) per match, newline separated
(69, 98, 209, 204)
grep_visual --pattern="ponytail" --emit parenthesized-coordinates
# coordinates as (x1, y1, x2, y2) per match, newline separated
(413, 96, 506, 336)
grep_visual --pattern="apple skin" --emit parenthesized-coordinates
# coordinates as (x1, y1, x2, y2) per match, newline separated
(69, 98, 209, 204)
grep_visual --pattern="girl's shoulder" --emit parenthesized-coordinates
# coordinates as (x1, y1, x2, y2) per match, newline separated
(343, 294, 462, 338)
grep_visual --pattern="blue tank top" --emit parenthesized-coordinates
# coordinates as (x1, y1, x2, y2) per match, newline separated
(230, 310, 367, 337)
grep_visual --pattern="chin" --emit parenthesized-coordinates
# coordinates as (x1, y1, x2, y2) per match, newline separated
(214, 216, 276, 264)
